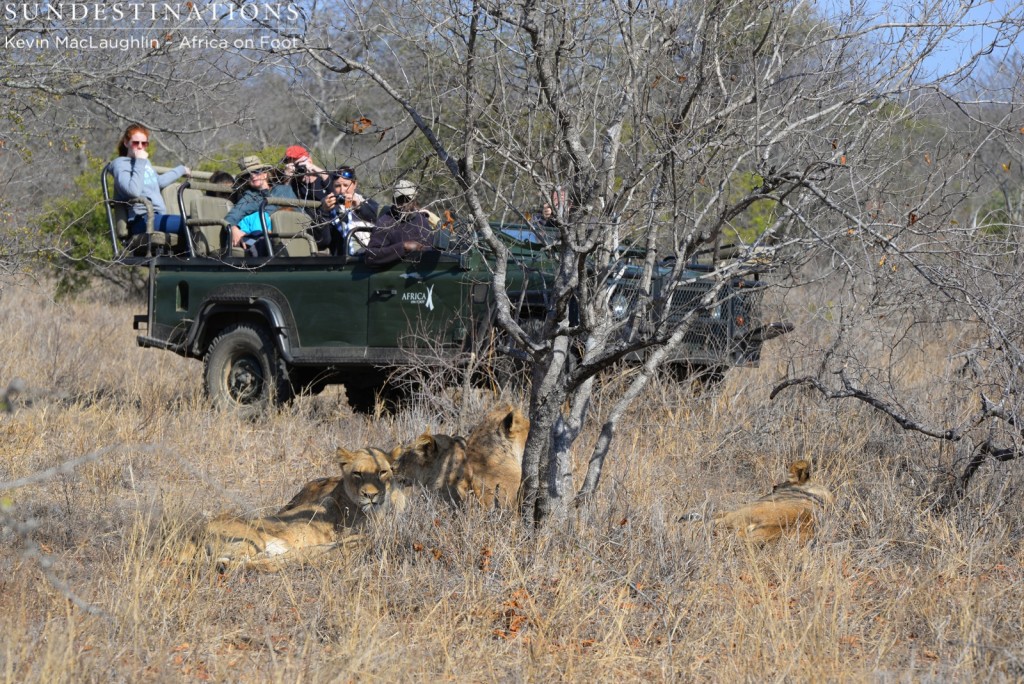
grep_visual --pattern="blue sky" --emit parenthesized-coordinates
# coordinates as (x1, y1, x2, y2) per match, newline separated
(824, 0, 1023, 79)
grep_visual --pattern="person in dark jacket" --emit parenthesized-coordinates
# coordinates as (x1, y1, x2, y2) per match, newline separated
(365, 179, 432, 266)
(280, 145, 332, 248)
(321, 166, 379, 255)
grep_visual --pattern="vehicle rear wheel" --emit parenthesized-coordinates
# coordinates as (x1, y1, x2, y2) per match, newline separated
(204, 323, 292, 418)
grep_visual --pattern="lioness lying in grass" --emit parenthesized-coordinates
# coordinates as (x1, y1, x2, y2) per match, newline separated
(182, 446, 404, 572)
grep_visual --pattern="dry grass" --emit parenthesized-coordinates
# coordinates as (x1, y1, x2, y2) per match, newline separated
(2, 276, 1023, 682)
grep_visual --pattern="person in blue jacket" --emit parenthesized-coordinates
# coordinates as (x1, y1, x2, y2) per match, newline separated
(111, 123, 190, 236)
(226, 155, 297, 251)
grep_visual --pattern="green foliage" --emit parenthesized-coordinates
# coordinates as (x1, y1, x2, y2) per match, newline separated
(725, 172, 776, 244)
(37, 154, 114, 298)
(197, 144, 289, 178)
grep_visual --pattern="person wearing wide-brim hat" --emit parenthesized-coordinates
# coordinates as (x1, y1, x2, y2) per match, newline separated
(225, 154, 297, 254)
(237, 155, 273, 177)
(365, 179, 434, 266)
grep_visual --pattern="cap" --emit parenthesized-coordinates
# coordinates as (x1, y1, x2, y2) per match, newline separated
(284, 145, 309, 161)
(394, 179, 417, 199)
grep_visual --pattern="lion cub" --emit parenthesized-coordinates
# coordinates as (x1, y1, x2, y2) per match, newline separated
(393, 404, 529, 509)
(712, 460, 832, 543)
(183, 446, 405, 571)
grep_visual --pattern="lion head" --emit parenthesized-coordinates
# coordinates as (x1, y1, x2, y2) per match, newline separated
(393, 405, 529, 509)
(391, 432, 470, 505)
(336, 446, 399, 515)
(465, 404, 528, 469)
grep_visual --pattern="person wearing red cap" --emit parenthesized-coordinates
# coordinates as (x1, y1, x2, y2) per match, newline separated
(281, 145, 332, 249)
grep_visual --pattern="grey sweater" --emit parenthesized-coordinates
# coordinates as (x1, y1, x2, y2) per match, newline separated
(111, 156, 187, 219)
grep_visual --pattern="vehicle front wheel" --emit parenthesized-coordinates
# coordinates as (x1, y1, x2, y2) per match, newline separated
(204, 324, 292, 418)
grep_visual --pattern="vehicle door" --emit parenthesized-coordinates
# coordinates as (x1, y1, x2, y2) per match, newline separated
(364, 250, 471, 350)
(270, 259, 369, 349)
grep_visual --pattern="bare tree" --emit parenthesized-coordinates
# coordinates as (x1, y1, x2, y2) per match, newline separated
(282, 0, 1024, 523)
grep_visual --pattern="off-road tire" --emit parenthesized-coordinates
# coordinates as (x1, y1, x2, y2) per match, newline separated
(204, 323, 293, 418)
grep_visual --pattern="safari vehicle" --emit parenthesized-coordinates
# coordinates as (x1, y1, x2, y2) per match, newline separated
(102, 165, 786, 414)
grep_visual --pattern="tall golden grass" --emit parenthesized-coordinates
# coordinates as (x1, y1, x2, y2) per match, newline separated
(1, 276, 1022, 681)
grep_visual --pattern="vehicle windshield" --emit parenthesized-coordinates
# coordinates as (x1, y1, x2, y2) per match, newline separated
(500, 226, 546, 245)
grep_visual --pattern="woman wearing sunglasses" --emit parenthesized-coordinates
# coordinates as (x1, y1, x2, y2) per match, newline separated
(321, 166, 379, 254)
(111, 123, 190, 237)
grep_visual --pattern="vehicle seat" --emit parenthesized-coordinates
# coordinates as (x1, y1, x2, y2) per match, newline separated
(161, 182, 201, 217)
(188, 195, 233, 256)
(109, 199, 178, 256)
(271, 210, 317, 257)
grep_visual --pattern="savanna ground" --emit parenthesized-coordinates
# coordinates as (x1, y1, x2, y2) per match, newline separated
(1, 273, 1023, 682)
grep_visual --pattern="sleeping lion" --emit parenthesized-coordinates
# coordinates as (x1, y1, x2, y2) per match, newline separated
(688, 460, 833, 543)
(182, 446, 405, 571)
(392, 404, 529, 509)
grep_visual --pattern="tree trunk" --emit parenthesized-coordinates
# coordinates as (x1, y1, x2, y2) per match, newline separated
(521, 334, 571, 525)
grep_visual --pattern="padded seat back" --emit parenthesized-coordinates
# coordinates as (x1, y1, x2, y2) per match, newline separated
(271, 210, 316, 257)
(161, 183, 201, 217)
(112, 203, 131, 242)
(188, 195, 233, 256)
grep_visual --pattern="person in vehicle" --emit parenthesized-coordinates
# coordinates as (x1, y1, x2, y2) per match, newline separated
(532, 202, 560, 229)
(280, 145, 331, 248)
(234, 211, 274, 256)
(111, 123, 191, 236)
(365, 179, 432, 266)
(226, 155, 296, 251)
(321, 166, 380, 255)
(208, 170, 235, 198)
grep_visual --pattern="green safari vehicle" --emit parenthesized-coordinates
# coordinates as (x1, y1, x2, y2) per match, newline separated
(103, 166, 786, 414)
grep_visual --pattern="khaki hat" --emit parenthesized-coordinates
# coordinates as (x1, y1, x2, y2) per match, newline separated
(394, 179, 418, 199)
(238, 155, 271, 175)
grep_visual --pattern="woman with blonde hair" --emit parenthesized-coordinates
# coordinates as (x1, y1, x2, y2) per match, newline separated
(110, 123, 190, 236)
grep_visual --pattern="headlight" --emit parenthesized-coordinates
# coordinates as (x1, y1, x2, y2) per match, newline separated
(609, 293, 629, 320)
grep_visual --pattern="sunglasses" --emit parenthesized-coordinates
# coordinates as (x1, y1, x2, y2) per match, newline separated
(130, 139, 149, 147)
(338, 168, 355, 180)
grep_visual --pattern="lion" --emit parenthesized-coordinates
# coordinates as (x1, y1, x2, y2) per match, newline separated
(393, 404, 529, 509)
(710, 460, 833, 543)
(182, 446, 405, 571)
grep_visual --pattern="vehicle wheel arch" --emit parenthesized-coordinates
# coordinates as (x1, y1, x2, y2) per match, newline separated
(189, 287, 298, 360)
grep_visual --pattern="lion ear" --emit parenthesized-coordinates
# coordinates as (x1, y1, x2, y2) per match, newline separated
(500, 410, 525, 437)
(414, 432, 438, 459)
(337, 447, 356, 469)
(790, 460, 811, 485)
